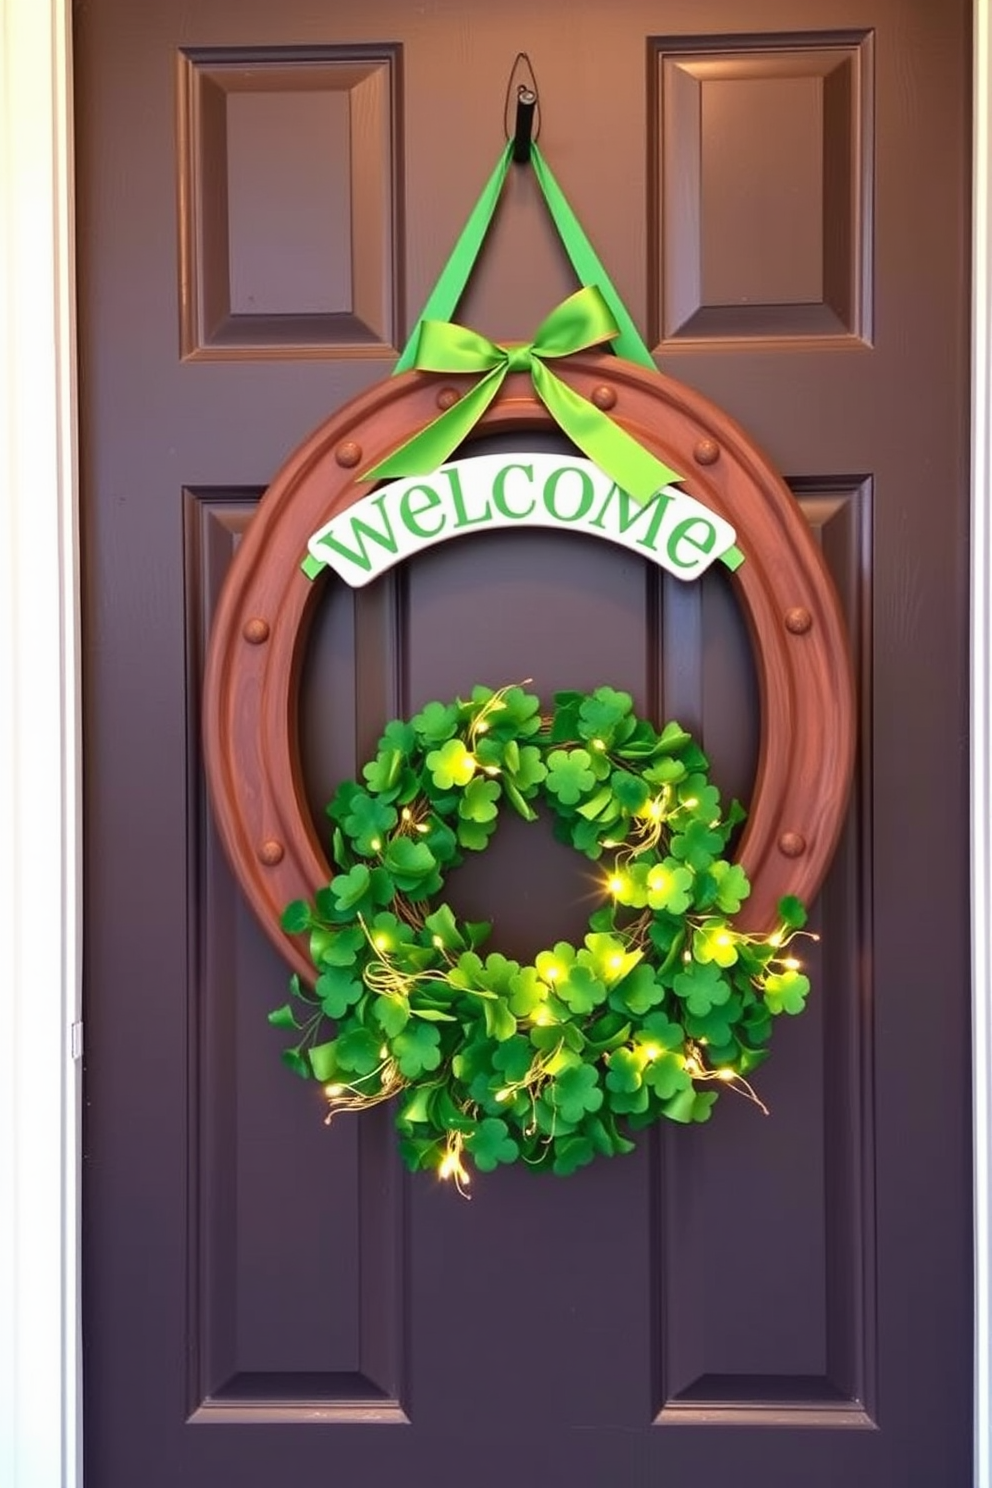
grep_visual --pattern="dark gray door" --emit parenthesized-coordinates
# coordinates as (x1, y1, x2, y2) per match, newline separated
(76, 2, 972, 1484)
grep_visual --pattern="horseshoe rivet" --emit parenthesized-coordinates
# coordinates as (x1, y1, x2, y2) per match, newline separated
(591, 384, 616, 410)
(259, 839, 285, 866)
(335, 441, 362, 468)
(785, 608, 813, 635)
(242, 617, 270, 645)
(778, 832, 807, 858)
(693, 439, 720, 466)
(436, 387, 461, 410)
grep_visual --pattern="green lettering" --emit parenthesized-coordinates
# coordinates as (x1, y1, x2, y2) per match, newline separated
(543, 466, 595, 523)
(667, 515, 717, 571)
(399, 483, 446, 540)
(492, 463, 535, 519)
(446, 466, 492, 528)
(314, 493, 399, 573)
(589, 483, 674, 552)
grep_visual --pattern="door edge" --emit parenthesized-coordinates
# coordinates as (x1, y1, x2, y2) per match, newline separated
(973, 4, 992, 1484)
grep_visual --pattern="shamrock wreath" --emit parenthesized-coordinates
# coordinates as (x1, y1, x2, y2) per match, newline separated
(272, 683, 813, 1190)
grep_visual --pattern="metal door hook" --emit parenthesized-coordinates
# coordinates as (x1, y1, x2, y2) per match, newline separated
(513, 85, 538, 163)
(504, 52, 540, 162)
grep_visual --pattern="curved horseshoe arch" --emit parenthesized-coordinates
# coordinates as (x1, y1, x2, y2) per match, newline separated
(204, 352, 856, 984)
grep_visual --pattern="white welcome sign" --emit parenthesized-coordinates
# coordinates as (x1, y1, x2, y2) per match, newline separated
(304, 453, 739, 587)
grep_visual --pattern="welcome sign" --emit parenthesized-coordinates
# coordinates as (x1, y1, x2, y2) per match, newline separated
(302, 453, 740, 588)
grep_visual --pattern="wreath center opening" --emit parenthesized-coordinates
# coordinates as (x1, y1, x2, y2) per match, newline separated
(438, 803, 601, 965)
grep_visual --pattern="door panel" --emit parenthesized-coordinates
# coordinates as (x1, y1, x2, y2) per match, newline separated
(77, 1, 971, 1484)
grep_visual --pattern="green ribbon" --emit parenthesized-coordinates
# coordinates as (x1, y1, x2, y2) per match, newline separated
(301, 141, 745, 578)
(361, 285, 684, 500)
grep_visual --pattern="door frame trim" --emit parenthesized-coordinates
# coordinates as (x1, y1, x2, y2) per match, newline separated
(0, 2, 985, 1484)
(0, 2, 81, 1487)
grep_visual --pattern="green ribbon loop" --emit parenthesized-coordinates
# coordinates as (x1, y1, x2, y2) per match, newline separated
(361, 285, 683, 500)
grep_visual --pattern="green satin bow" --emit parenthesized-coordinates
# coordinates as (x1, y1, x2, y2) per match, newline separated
(360, 285, 683, 502)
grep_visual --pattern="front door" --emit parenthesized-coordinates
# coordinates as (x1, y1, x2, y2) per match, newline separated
(75, 2, 973, 1485)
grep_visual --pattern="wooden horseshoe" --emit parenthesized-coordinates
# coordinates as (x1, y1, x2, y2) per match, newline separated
(204, 352, 855, 983)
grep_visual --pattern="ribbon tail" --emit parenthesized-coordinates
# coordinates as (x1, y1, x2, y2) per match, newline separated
(393, 143, 513, 374)
(361, 364, 508, 482)
(530, 146, 658, 373)
(530, 360, 684, 504)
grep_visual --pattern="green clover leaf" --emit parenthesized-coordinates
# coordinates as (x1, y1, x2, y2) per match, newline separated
(330, 863, 393, 915)
(281, 899, 312, 934)
(677, 773, 721, 820)
(372, 995, 410, 1038)
(475, 952, 522, 997)
(612, 861, 650, 909)
(610, 962, 665, 1015)
(553, 1063, 604, 1123)
(645, 859, 694, 915)
(605, 1047, 643, 1094)
(492, 1035, 534, 1082)
(334, 1027, 383, 1076)
(483, 996, 518, 1042)
(777, 894, 808, 930)
(552, 1134, 596, 1176)
(509, 965, 547, 1018)
(361, 751, 406, 797)
(426, 738, 477, 789)
(509, 744, 547, 791)
(459, 776, 501, 822)
(644, 1050, 691, 1100)
(457, 816, 498, 851)
(383, 837, 438, 891)
(422, 902, 466, 953)
(673, 959, 731, 1016)
(578, 685, 634, 744)
(267, 1002, 300, 1031)
(694, 922, 740, 968)
(569, 816, 610, 857)
(663, 1089, 718, 1125)
(412, 699, 460, 743)
(764, 969, 811, 1015)
(468, 1117, 520, 1171)
(367, 911, 414, 952)
(545, 748, 597, 805)
(669, 818, 724, 872)
(638, 1010, 685, 1051)
(472, 685, 541, 738)
(391, 1021, 442, 1078)
(341, 790, 398, 854)
(557, 963, 607, 1015)
(582, 933, 643, 985)
(448, 951, 484, 993)
(684, 995, 743, 1047)
(281, 1048, 311, 1078)
(378, 718, 416, 755)
(535, 942, 577, 986)
(611, 770, 650, 812)
(317, 965, 365, 1019)
(307, 1040, 341, 1082)
(711, 861, 751, 914)
(311, 923, 366, 968)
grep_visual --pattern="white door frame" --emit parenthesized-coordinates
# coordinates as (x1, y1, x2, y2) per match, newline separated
(0, 2, 81, 1486)
(0, 2, 988, 1484)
